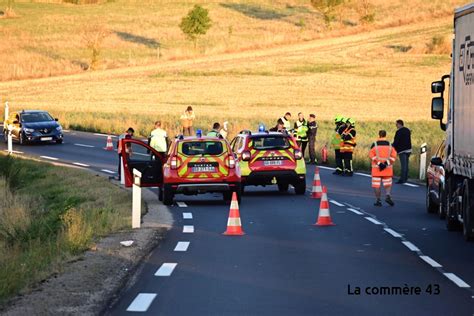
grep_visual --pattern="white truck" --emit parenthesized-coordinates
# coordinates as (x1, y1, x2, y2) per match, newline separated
(430, 3, 474, 240)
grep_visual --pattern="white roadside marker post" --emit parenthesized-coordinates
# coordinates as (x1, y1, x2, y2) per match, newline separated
(120, 156, 125, 185)
(419, 143, 427, 181)
(132, 168, 142, 229)
(4, 101, 8, 122)
(7, 124, 13, 154)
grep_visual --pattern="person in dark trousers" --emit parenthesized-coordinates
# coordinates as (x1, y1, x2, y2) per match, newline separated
(392, 119, 412, 184)
(294, 112, 309, 159)
(117, 127, 134, 181)
(307, 114, 318, 164)
(331, 116, 345, 174)
(341, 118, 356, 176)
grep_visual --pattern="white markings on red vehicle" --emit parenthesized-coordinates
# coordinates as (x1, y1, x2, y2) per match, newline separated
(126, 293, 157, 312)
(155, 263, 178, 277)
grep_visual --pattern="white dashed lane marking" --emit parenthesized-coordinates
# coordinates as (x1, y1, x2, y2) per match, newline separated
(74, 143, 94, 148)
(93, 133, 116, 138)
(403, 183, 419, 188)
(40, 156, 58, 161)
(317, 166, 335, 171)
(174, 241, 190, 252)
(443, 273, 471, 288)
(420, 256, 442, 268)
(365, 217, 382, 225)
(183, 225, 194, 233)
(177, 202, 187, 208)
(347, 208, 363, 215)
(73, 162, 90, 167)
(384, 228, 402, 238)
(126, 293, 157, 312)
(101, 169, 116, 174)
(355, 172, 371, 178)
(329, 200, 344, 207)
(155, 263, 178, 277)
(182, 212, 193, 219)
(3, 150, 23, 154)
(402, 241, 420, 252)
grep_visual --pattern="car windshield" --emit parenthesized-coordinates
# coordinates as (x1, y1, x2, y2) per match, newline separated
(252, 136, 290, 150)
(21, 112, 54, 123)
(181, 141, 224, 156)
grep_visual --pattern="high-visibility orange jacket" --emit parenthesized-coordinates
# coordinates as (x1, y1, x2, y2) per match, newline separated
(340, 126, 356, 153)
(369, 137, 397, 177)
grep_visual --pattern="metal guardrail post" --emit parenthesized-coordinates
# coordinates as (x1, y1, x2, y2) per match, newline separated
(419, 143, 427, 181)
(132, 168, 142, 229)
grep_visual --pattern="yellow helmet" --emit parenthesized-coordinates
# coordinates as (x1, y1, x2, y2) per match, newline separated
(334, 115, 344, 123)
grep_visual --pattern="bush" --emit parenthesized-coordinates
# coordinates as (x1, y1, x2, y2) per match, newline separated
(310, 0, 345, 27)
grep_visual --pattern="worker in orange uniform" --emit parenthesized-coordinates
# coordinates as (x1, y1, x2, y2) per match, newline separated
(369, 130, 397, 206)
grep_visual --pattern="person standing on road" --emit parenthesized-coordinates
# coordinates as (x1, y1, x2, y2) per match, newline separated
(148, 121, 168, 154)
(294, 112, 309, 159)
(180, 106, 195, 136)
(279, 112, 292, 132)
(369, 130, 397, 206)
(117, 127, 134, 181)
(331, 116, 345, 175)
(340, 118, 356, 176)
(207, 122, 221, 137)
(307, 114, 318, 164)
(392, 119, 412, 184)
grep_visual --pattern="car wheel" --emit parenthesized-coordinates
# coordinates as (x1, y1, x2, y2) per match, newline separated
(462, 183, 474, 241)
(163, 185, 174, 206)
(294, 179, 306, 195)
(158, 187, 163, 202)
(19, 132, 26, 145)
(426, 183, 436, 214)
(278, 182, 289, 192)
(56, 139, 63, 144)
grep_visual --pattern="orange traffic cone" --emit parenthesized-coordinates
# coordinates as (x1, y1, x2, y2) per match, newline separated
(311, 167, 323, 199)
(314, 186, 335, 226)
(223, 192, 245, 236)
(105, 136, 114, 151)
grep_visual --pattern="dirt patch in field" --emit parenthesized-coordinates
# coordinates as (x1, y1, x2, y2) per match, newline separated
(1, 188, 173, 316)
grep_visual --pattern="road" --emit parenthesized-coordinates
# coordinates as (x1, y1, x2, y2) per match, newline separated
(2, 130, 474, 315)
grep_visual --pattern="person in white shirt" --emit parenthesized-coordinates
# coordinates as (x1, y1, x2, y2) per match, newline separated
(149, 121, 168, 153)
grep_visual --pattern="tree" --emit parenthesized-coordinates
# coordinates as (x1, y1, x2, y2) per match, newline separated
(82, 24, 109, 71)
(310, 0, 345, 27)
(179, 5, 212, 48)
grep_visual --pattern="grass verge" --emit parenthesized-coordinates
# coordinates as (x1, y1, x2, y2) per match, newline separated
(0, 154, 131, 305)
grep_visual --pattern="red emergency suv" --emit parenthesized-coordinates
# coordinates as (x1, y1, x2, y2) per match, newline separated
(230, 130, 306, 194)
(161, 134, 241, 205)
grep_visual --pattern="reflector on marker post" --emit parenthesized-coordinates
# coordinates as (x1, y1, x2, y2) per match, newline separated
(419, 143, 427, 181)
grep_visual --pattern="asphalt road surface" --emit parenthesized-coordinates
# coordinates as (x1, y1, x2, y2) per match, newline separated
(1, 130, 474, 315)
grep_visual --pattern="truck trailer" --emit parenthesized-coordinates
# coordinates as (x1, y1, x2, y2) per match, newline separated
(430, 3, 474, 240)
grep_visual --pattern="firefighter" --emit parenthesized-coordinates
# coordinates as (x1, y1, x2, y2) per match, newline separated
(369, 130, 397, 206)
(340, 118, 356, 176)
(294, 112, 309, 159)
(117, 127, 134, 181)
(148, 121, 168, 154)
(307, 114, 318, 164)
(207, 122, 221, 137)
(279, 112, 292, 131)
(331, 115, 345, 175)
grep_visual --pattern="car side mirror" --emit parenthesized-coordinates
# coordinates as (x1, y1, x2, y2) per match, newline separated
(431, 157, 443, 166)
(431, 81, 445, 94)
(431, 97, 444, 120)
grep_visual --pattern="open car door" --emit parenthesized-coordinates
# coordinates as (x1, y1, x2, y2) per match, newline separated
(121, 139, 166, 188)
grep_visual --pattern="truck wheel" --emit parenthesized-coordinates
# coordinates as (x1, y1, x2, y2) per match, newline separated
(294, 179, 306, 195)
(438, 184, 446, 219)
(163, 185, 174, 206)
(446, 177, 461, 231)
(278, 183, 289, 192)
(426, 183, 437, 214)
(462, 182, 474, 241)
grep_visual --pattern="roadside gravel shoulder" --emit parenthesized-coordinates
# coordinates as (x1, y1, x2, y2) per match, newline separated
(2, 187, 172, 316)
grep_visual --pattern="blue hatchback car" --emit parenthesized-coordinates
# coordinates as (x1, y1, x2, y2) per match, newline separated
(3, 110, 64, 144)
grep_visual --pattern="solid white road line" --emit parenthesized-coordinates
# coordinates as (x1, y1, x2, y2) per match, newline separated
(155, 263, 178, 277)
(402, 241, 420, 252)
(419, 255, 442, 268)
(3, 149, 23, 154)
(355, 172, 371, 178)
(40, 156, 58, 161)
(73, 162, 90, 167)
(403, 183, 419, 188)
(177, 202, 187, 208)
(443, 273, 471, 288)
(93, 133, 116, 138)
(318, 166, 336, 171)
(74, 143, 94, 148)
(174, 241, 190, 252)
(329, 200, 344, 207)
(182, 212, 193, 219)
(347, 208, 364, 215)
(384, 228, 402, 238)
(365, 217, 382, 225)
(183, 225, 194, 233)
(101, 169, 116, 174)
(126, 293, 157, 312)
